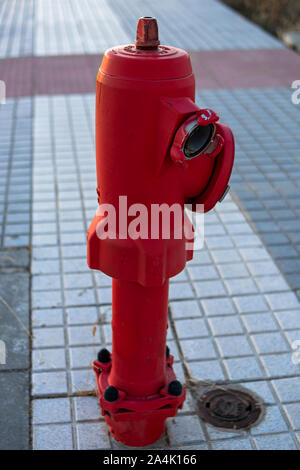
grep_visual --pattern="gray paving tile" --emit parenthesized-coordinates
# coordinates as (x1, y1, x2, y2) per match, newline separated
(251, 332, 290, 354)
(33, 424, 73, 450)
(170, 300, 202, 319)
(225, 277, 258, 295)
(66, 306, 98, 325)
(239, 247, 271, 262)
(201, 297, 236, 316)
(181, 338, 217, 361)
(70, 345, 101, 369)
(32, 290, 63, 309)
(0, 271, 30, 370)
(70, 368, 96, 394)
(188, 265, 219, 281)
(33, 398, 71, 424)
(97, 287, 112, 304)
(212, 438, 254, 450)
(31, 259, 60, 275)
(283, 404, 300, 430)
(208, 316, 244, 336)
(32, 348, 67, 372)
(169, 282, 195, 300)
(174, 319, 209, 339)
(217, 262, 249, 279)
(224, 357, 264, 381)
(274, 310, 300, 330)
(254, 433, 298, 450)
(211, 249, 242, 264)
(272, 377, 300, 403)
(266, 293, 300, 311)
(33, 327, 65, 348)
(195, 280, 227, 297)
(242, 381, 276, 405)
(255, 275, 290, 293)
(73, 396, 101, 422)
(77, 422, 110, 449)
(167, 415, 205, 445)
(261, 353, 300, 378)
(243, 312, 279, 333)
(32, 308, 64, 327)
(234, 295, 269, 313)
(68, 325, 101, 346)
(216, 335, 253, 358)
(187, 360, 226, 383)
(32, 371, 68, 396)
(64, 288, 96, 307)
(32, 274, 61, 291)
(205, 423, 247, 441)
(252, 406, 289, 435)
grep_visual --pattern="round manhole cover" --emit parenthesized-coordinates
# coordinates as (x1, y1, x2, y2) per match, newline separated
(198, 388, 262, 430)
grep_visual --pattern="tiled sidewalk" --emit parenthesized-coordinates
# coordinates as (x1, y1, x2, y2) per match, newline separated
(0, 0, 281, 58)
(0, 98, 32, 248)
(30, 94, 300, 450)
(0, 0, 34, 58)
(195, 88, 300, 293)
(33, 0, 282, 55)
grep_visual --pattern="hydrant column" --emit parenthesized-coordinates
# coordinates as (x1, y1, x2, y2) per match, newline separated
(110, 279, 169, 397)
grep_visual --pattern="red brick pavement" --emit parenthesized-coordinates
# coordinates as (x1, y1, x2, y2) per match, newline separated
(1, 48, 299, 98)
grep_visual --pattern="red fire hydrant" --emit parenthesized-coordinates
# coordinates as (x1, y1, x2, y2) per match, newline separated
(87, 17, 234, 447)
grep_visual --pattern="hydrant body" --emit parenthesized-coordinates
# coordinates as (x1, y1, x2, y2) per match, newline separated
(87, 18, 234, 447)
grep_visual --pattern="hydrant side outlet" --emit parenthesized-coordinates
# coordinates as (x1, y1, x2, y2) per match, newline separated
(88, 17, 234, 447)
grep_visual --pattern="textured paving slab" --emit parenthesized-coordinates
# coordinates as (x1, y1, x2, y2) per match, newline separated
(30, 93, 300, 450)
(0, 248, 30, 449)
(0, 271, 30, 369)
(195, 88, 300, 294)
(0, 371, 30, 449)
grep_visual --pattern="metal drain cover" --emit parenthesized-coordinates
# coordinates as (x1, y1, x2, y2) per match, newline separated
(198, 388, 262, 430)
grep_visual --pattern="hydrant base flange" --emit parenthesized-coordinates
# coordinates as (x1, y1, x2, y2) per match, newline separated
(93, 355, 186, 447)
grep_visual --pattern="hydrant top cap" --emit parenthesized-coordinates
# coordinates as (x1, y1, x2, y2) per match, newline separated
(135, 17, 160, 49)
(99, 17, 192, 80)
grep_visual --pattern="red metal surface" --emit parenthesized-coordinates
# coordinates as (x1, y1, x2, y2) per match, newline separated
(110, 279, 169, 396)
(87, 17, 234, 446)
